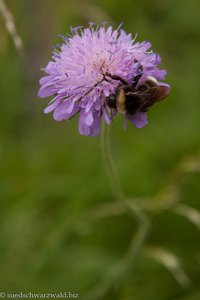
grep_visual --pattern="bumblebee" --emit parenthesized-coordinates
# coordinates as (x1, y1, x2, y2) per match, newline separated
(105, 73, 169, 115)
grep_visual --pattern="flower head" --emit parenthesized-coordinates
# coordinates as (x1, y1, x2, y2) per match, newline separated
(38, 23, 170, 136)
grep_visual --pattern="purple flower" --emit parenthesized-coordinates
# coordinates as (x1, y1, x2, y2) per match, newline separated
(38, 23, 170, 136)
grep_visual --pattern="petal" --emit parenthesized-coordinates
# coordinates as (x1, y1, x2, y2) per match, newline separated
(45, 61, 57, 73)
(89, 111, 101, 136)
(44, 98, 61, 114)
(127, 112, 148, 128)
(39, 75, 53, 85)
(85, 110, 94, 126)
(67, 101, 75, 114)
(38, 86, 55, 98)
(53, 102, 80, 121)
(103, 85, 110, 97)
(78, 110, 90, 136)
(85, 100, 94, 113)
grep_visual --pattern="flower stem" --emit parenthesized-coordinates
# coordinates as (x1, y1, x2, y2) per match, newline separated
(100, 121, 124, 202)
(99, 121, 150, 295)
(100, 121, 150, 227)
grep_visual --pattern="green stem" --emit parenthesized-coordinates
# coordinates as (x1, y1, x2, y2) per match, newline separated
(100, 120, 124, 202)
(96, 121, 151, 298)
(100, 121, 150, 228)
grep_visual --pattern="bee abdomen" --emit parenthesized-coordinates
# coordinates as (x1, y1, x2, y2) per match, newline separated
(124, 94, 143, 114)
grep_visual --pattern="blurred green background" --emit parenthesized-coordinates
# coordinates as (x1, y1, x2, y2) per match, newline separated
(0, 0, 200, 299)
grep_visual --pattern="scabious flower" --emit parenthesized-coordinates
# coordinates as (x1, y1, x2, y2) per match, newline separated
(38, 23, 170, 136)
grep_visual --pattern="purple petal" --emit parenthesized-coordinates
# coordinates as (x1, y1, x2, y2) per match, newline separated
(67, 101, 75, 114)
(38, 86, 55, 98)
(45, 61, 57, 73)
(39, 75, 53, 85)
(53, 102, 80, 121)
(89, 111, 101, 136)
(44, 98, 61, 114)
(127, 112, 148, 128)
(103, 86, 110, 97)
(85, 100, 94, 113)
(78, 110, 90, 136)
(85, 110, 94, 126)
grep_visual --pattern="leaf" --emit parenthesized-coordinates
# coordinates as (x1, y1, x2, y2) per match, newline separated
(172, 203, 200, 231)
(144, 246, 191, 288)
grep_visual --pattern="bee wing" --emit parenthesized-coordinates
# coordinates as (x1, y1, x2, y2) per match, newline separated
(151, 83, 170, 102)
(137, 83, 170, 112)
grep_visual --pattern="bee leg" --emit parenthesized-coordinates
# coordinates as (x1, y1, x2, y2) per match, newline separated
(74, 78, 105, 103)
(103, 77, 113, 84)
(104, 72, 128, 85)
(132, 63, 143, 88)
(110, 108, 114, 121)
(133, 73, 142, 87)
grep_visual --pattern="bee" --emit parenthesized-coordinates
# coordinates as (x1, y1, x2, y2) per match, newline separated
(105, 73, 169, 115)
